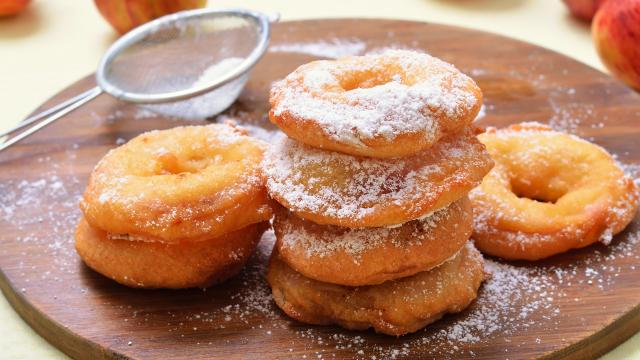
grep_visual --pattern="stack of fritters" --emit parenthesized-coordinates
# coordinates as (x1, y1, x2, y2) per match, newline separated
(76, 124, 272, 289)
(263, 50, 494, 335)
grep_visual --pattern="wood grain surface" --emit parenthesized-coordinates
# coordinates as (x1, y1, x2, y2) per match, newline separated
(1, 19, 640, 360)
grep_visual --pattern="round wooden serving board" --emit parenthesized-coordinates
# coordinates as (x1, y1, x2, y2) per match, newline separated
(1, 19, 640, 360)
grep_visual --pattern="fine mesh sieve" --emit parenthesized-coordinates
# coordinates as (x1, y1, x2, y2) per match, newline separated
(1, 8, 273, 152)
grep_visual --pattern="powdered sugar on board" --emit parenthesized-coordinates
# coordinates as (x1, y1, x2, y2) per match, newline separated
(0, 157, 84, 283)
(269, 38, 367, 58)
(268, 37, 420, 59)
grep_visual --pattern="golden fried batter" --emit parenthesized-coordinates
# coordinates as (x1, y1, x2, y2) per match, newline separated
(81, 124, 272, 243)
(267, 242, 485, 336)
(264, 129, 493, 228)
(274, 197, 472, 286)
(76, 218, 268, 289)
(269, 50, 482, 158)
(471, 122, 639, 260)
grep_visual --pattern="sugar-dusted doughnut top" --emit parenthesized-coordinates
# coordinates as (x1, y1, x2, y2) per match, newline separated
(470, 122, 640, 260)
(269, 50, 482, 158)
(263, 129, 493, 228)
(81, 123, 273, 243)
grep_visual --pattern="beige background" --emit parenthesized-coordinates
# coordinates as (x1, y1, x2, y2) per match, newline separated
(1, 0, 638, 359)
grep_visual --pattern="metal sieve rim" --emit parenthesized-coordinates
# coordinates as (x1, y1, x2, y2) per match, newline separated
(95, 8, 271, 104)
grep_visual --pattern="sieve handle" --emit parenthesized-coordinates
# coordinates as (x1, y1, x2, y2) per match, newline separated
(0, 87, 102, 153)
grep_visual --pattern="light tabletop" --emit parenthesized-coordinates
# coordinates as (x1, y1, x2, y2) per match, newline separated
(1, 0, 638, 359)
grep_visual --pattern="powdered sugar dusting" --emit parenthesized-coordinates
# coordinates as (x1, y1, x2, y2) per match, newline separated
(216, 114, 280, 144)
(269, 38, 367, 59)
(81, 123, 268, 239)
(0, 158, 84, 280)
(264, 132, 491, 224)
(620, 162, 640, 188)
(548, 99, 595, 134)
(271, 50, 479, 147)
(143, 57, 248, 119)
(268, 38, 420, 60)
(471, 123, 639, 250)
(280, 204, 452, 262)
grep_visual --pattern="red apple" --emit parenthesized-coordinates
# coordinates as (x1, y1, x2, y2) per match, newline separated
(94, 0, 207, 34)
(562, 0, 607, 22)
(0, 0, 30, 17)
(592, 0, 640, 90)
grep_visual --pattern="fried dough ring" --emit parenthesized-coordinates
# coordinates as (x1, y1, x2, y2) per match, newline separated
(273, 197, 472, 286)
(264, 129, 493, 228)
(80, 124, 272, 243)
(269, 50, 482, 158)
(75, 217, 268, 289)
(470, 122, 639, 261)
(267, 242, 485, 336)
